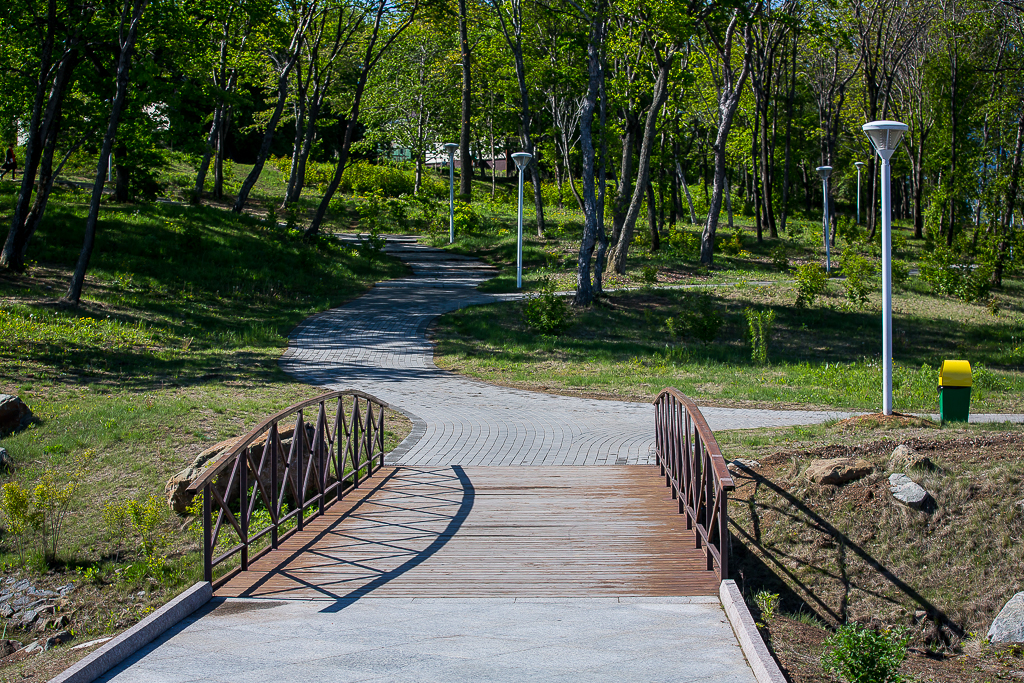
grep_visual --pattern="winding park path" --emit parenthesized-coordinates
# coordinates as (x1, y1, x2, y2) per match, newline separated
(280, 236, 858, 467)
(96, 236, 1021, 683)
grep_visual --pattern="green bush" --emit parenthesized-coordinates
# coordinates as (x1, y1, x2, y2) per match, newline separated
(891, 258, 909, 289)
(745, 308, 776, 365)
(0, 455, 89, 562)
(720, 230, 744, 256)
(795, 263, 828, 308)
(919, 244, 993, 303)
(840, 250, 876, 308)
(104, 495, 165, 559)
(639, 264, 659, 284)
(678, 291, 723, 344)
(339, 161, 415, 197)
(820, 623, 910, 683)
(667, 228, 700, 260)
(523, 278, 572, 335)
(771, 244, 789, 272)
(754, 590, 779, 627)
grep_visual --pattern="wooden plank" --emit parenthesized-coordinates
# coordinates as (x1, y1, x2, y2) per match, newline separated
(215, 466, 720, 599)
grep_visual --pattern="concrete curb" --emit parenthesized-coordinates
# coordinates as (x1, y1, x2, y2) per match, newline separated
(48, 581, 212, 683)
(720, 580, 787, 683)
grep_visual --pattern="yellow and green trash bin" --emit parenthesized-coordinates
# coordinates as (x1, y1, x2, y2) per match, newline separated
(938, 360, 972, 422)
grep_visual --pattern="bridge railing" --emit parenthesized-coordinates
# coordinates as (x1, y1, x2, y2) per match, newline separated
(654, 388, 735, 581)
(187, 390, 390, 583)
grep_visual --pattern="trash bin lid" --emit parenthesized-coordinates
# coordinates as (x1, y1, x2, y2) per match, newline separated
(939, 360, 972, 387)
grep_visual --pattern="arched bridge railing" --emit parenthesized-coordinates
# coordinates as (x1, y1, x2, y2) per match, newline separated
(654, 388, 735, 581)
(187, 390, 390, 583)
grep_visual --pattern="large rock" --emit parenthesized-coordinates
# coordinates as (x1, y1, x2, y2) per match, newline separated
(988, 592, 1024, 644)
(0, 395, 34, 436)
(889, 473, 929, 509)
(165, 424, 319, 513)
(805, 458, 873, 485)
(889, 444, 935, 472)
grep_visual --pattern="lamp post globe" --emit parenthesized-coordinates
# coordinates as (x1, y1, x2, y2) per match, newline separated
(511, 152, 532, 289)
(854, 161, 865, 225)
(444, 142, 459, 244)
(816, 166, 833, 274)
(862, 121, 908, 416)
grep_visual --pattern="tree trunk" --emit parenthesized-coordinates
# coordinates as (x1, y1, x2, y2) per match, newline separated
(458, 0, 473, 198)
(609, 53, 672, 273)
(700, 16, 749, 267)
(2, 39, 76, 270)
(646, 180, 659, 251)
(64, 0, 147, 304)
(609, 112, 636, 246)
(992, 112, 1024, 288)
(574, 5, 606, 306)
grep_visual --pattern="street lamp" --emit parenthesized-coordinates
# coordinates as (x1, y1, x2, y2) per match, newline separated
(854, 161, 865, 225)
(511, 151, 532, 289)
(863, 120, 908, 416)
(816, 166, 833, 274)
(444, 142, 459, 244)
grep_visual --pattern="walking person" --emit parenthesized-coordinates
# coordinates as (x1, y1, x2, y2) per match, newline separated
(0, 146, 16, 181)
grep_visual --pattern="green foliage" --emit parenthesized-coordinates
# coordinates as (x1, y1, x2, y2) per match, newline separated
(795, 263, 829, 308)
(891, 259, 910, 289)
(919, 244, 993, 303)
(453, 201, 477, 235)
(771, 244, 789, 272)
(523, 278, 572, 335)
(820, 623, 910, 683)
(104, 495, 164, 559)
(339, 161, 415, 197)
(666, 228, 700, 260)
(837, 215, 861, 246)
(640, 264, 659, 284)
(0, 455, 89, 562)
(754, 591, 780, 627)
(720, 230, 745, 256)
(840, 250, 876, 308)
(682, 291, 724, 344)
(745, 308, 776, 365)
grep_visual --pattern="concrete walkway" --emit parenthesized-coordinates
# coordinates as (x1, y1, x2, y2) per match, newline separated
(280, 236, 867, 466)
(101, 597, 754, 683)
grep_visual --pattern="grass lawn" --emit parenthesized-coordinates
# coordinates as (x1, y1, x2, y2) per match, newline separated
(715, 419, 1024, 681)
(0, 182, 410, 677)
(431, 218, 1024, 413)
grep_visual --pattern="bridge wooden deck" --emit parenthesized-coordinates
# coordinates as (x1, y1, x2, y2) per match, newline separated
(216, 466, 720, 599)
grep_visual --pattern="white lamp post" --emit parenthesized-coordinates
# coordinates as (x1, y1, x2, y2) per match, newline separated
(444, 142, 459, 244)
(854, 161, 865, 225)
(511, 152, 532, 289)
(816, 166, 833, 274)
(863, 120, 908, 416)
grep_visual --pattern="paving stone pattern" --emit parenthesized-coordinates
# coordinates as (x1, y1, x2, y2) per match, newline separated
(280, 236, 861, 466)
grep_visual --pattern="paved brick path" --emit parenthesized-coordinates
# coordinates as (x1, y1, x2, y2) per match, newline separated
(279, 236, 866, 466)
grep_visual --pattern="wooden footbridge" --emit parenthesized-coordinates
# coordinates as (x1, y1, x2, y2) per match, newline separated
(188, 388, 734, 599)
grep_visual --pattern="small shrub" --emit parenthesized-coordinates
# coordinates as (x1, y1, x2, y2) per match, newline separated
(795, 263, 828, 308)
(720, 230, 744, 256)
(685, 291, 724, 344)
(820, 623, 910, 683)
(523, 278, 571, 335)
(919, 243, 993, 303)
(837, 215, 860, 246)
(745, 308, 777, 365)
(891, 258, 909, 289)
(667, 228, 699, 260)
(453, 201, 476, 236)
(104, 495, 164, 559)
(771, 244, 789, 272)
(754, 591, 780, 627)
(639, 264, 658, 284)
(0, 454, 89, 562)
(339, 161, 415, 197)
(840, 250, 876, 308)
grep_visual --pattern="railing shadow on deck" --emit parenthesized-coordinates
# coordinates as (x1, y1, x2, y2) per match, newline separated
(654, 388, 736, 581)
(187, 389, 392, 584)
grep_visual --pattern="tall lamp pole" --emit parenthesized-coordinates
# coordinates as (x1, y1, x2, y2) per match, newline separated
(854, 161, 865, 225)
(863, 120, 908, 416)
(444, 142, 459, 244)
(511, 152, 532, 289)
(816, 166, 833, 274)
